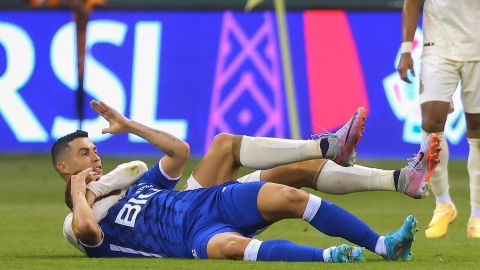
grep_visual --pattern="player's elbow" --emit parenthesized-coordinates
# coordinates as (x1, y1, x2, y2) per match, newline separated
(175, 141, 190, 161)
(74, 220, 100, 240)
(128, 160, 149, 175)
(75, 220, 101, 246)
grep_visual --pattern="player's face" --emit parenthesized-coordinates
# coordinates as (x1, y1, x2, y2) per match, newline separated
(65, 137, 103, 179)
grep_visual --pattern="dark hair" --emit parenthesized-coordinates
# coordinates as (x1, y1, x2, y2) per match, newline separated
(51, 130, 89, 167)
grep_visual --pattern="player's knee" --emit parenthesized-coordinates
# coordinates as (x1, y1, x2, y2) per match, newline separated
(466, 116, 480, 138)
(422, 115, 446, 133)
(211, 133, 235, 153)
(278, 186, 309, 216)
(210, 133, 244, 164)
(467, 123, 480, 132)
(218, 236, 249, 259)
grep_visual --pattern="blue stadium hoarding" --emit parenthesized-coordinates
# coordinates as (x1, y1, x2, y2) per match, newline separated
(0, 10, 469, 158)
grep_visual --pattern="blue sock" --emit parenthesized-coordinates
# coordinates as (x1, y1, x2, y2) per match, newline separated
(256, 240, 324, 262)
(304, 195, 379, 252)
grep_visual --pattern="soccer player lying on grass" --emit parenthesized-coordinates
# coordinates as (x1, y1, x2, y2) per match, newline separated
(54, 100, 440, 262)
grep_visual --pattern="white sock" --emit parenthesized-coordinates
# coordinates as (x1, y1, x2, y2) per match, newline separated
(239, 136, 332, 170)
(471, 207, 480, 218)
(243, 239, 262, 261)
(422, 130, 451, 203)
(302, 194, 322, 222)
(468, 138, 480, 218)
(374, 236, 386, 256)
(236, 170, 262, 183)
(436, 190, 452, 204)
(322, 248, 333, 263)
(315, 160, 395, 194)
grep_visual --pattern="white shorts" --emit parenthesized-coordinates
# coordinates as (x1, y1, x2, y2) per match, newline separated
(420, 53, 480, 113)
(184, 170, 263, 191)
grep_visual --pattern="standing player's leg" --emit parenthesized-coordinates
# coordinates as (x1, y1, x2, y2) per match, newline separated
(238, 134, 440, 199)
(420, 55, 460, 238)
(422, 104, 457, 239)
(461, 60, 480, 238)
(187, 107, 366, 190)
(466, 113, 480, 237)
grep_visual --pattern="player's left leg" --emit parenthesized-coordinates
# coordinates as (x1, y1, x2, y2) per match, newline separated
(187, 107, 366, 190)
(238, 134, 440, 199)
(459, 60, 480, 238)
(206, 232, 363, 263)
(255, 183, 417, 261)
(195, 182, 362, 263)
(420, 55, 460, 238)
(466, 113, 480, 238)
(239, 107, 366, 169)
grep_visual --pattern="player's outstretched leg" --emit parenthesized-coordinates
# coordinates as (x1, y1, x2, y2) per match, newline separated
(190, 108, 366, 189)
(239, 107, 366, 169)
(255, 183, 417, 261)
(240, 133, 440, 199)
(246, 240, 365, 263)
(206, 232, 364, 263)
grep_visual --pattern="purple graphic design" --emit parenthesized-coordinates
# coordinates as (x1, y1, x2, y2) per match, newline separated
(204, 11, 285, 150)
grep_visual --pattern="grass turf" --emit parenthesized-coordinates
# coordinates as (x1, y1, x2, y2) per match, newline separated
(1, 153, 479, 269)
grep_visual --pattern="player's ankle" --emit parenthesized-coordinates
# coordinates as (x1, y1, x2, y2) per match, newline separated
(435, 191, 452, 205)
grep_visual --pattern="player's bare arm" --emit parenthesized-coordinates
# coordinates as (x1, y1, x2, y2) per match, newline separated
(71, 168, 102, 246)
(90, 100, 190, 178)
(85, 171, 100, 206)
(86, 160, 148, 201)
(397, 0, 421, 83)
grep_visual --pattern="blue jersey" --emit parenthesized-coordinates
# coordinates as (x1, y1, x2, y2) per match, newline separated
(79, 163, 269, 259)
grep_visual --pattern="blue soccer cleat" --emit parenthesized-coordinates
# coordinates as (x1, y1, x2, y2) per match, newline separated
(384, 215, 418, 261)
(328, 244, 365, 263)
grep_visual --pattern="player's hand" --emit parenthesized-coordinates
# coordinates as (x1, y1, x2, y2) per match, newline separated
(86, 171, 101, 184)
(90, 100, 131, 134)
(397, 53, 415, 83)
(70, 168, 93, 195)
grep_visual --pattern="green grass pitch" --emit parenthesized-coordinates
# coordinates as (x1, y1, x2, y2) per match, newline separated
(1, 154, 479, 270)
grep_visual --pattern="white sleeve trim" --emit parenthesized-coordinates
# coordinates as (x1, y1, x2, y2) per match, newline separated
(78, 228, 104, 248)
(158, 159, 181, 181)
(63, 213, 87, 254)
(63, 213, 104, 253)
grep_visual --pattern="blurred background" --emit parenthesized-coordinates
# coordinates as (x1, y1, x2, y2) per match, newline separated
(2, 2, 478, 269)
(0, 0, 468, 159)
